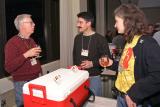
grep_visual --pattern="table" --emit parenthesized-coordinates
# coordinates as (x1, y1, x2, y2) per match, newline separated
(84, 96, 117, 107)
(101, 69, 116, 98)
(101, 69, 116, 76)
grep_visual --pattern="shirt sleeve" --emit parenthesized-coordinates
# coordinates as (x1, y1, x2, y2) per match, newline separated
(5, 42, 26, 74)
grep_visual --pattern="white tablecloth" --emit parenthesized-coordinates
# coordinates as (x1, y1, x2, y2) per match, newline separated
(101, 69, 116, 76)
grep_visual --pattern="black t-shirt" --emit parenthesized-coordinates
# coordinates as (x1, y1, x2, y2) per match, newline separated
(73, 33, 111, 76)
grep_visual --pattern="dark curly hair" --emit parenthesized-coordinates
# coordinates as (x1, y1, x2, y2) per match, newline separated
(114, 4, 148, 43)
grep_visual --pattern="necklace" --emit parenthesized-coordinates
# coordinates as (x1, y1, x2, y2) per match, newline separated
(81, 35, 92, 51)
(18, 33, 32, 49)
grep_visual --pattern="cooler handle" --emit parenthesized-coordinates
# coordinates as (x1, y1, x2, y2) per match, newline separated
(70, 98, 77, 107)
(29, 84, 47, 105)
(84, 85, 95, 102)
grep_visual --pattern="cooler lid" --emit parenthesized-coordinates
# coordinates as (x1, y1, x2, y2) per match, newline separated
(23, 68, 89, 101)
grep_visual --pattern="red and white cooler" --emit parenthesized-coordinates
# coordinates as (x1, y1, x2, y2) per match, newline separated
(23, 67, 93, 107)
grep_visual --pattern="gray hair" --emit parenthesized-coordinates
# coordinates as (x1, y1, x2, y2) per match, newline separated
(14, 14, 32, 30)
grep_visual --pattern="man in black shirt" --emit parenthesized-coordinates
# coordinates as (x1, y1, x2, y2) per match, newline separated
(73, 12, 111, 96)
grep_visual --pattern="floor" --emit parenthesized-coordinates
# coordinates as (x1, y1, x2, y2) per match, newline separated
(0, 89, 16, 107)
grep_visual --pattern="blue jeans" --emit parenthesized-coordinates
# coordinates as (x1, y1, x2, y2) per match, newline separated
(14, 81, 27, 107)
(89, 76, 102, 96)
(117, 95, 152, 107)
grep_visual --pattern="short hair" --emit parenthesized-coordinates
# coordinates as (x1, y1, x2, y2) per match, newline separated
(114, 4, 148, 43)
(14, 14, 32, 31)
(77, 12, 95, 28)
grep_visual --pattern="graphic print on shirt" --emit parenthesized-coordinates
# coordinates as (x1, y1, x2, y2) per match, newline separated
(122, 47, 132, 69)
(115, 35, 141, 93)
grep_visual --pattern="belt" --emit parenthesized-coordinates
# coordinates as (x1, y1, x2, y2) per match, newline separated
(111, 87, 126, 98)
(117, 91, 126, 97)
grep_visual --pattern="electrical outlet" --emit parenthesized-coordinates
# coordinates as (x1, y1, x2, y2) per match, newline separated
(47, 71, 50, 74)
(1, 99, 6, 107)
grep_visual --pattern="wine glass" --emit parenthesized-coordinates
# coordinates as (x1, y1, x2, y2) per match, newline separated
(99, 55, 109, 72)
(34, 44, 42, 59)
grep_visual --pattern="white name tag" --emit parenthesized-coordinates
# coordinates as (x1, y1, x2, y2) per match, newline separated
(81, 49, 89, 56)
(30, 58, 37, 66)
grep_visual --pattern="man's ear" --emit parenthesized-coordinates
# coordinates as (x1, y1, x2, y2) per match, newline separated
(87, 21, 91, 26)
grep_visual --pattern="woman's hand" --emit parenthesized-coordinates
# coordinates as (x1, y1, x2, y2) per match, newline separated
(125, 95, 136, 107)
(99, 57, 113, 67)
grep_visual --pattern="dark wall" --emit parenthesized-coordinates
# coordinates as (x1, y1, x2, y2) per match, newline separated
(87, 0, 96, 28)
(0, 0, 8, 78)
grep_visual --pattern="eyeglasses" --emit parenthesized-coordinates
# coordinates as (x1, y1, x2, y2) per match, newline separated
(23, 21, 34, 25)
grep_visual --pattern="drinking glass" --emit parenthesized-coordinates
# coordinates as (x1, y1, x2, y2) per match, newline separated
(99, 55, 109, 72)
(35, 44, 42, 59)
